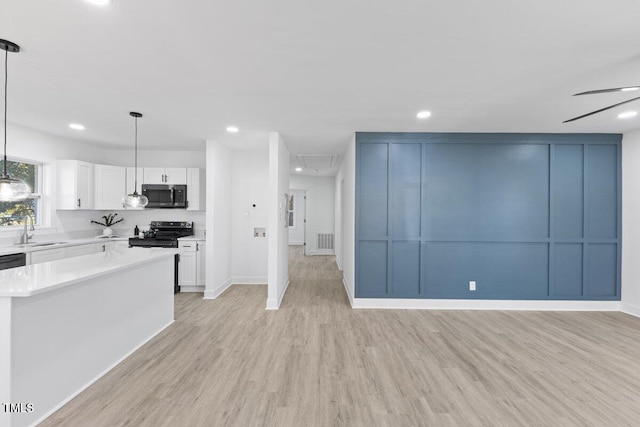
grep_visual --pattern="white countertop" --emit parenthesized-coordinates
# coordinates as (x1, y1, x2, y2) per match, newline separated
(0, 247, 178, 298)
(0, 236, 130, 257)
(177, 235, 206, 241)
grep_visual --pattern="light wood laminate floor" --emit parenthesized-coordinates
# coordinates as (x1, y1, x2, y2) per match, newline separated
(43, 246, 640, 426)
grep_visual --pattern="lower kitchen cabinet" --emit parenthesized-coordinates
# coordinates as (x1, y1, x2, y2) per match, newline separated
(28, 240, 130, 265)
(29, 248, 67, 264)
(178, 239, 205, 291)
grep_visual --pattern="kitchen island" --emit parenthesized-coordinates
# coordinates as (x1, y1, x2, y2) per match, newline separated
(0, 247, 177, 427)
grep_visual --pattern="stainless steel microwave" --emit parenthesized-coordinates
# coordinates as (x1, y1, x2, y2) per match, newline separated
(141, 184, 187, 208)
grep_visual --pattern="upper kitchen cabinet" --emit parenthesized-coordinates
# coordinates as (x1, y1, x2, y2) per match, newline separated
(94, 164, 126, 210)
(57, 160, 94, 210)
(186, 168, 206, 211)
(143, 168, 187, 185)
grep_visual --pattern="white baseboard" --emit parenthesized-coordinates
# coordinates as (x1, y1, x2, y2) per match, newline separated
(33, 320, 174, 427)
(232, 276, 267, 285)
(180, 285, 205, 293)
(335, 258, 342, 271)
(342, 275, 354, 307)
(307, 249, 335, 256)
(351, 298, 622, 311)
(203, 277, 232, 299)
(620, 302, 640, 318)
(266, 276, 290, 310)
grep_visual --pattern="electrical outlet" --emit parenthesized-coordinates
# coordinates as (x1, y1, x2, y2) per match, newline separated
(469, 281, 476, 291)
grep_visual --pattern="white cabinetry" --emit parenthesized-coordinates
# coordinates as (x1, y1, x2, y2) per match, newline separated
(94, 164, 126, 210)
(29, 248, 67, 264)
(57, 160, 94, 210)
(143, 168, 187, 185)
(186, 168, 206, 211)
(197, 240, 206, 287)
(178, 239, 205, 291)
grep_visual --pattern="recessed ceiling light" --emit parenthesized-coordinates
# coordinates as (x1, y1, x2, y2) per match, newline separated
(69, 123, 85, 130)
(226, 126, 239, 133)
(295, 167, 302, 172)
(416, 111, 431, 119)
(85, 0, 112, 6)
(621, 87, 640, 92)
(618, 111, 637, 119)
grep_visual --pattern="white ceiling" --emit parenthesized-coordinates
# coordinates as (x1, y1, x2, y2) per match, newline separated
(3, 0, 640, 168)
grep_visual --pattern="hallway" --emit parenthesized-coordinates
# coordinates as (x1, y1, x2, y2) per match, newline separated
(42, 248, 640, 426)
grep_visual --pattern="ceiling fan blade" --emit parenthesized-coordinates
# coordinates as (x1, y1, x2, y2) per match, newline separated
(574, 86, 640, 96)
(563, 95, 640, 123)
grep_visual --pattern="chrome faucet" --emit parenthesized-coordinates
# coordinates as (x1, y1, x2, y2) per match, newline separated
(20, 215, 35, 244)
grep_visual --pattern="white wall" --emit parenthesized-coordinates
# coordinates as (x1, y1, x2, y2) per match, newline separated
(231, 150, 269, 284)
(267, 132, 290, 309)
(204, 140, 232, 298)
(335, 136, 356, 305)
(289, 175, 335, 254)
(622, 129, 640, 317)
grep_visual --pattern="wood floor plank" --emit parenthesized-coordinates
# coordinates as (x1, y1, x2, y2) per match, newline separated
(40, 246, 640, 426)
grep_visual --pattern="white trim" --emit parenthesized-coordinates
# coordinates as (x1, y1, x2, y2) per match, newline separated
(203, 277, 232, 299)
(342, 276, 354, 307)
(32, 320, 174, 427)
(179, 285, 205, 293)
(266, 276, 290, 310)
(335, 257, 342, 271)
(620, 303, 640, 318)
(232, 276, 267, 285)
(307, 249, 335, 256)
(351, 298, 622, 311)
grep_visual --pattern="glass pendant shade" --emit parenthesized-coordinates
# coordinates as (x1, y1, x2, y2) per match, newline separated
(0, 176, 30, 201)
(122, 191, 148, 208)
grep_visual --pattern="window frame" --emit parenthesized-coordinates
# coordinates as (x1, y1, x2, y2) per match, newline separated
(0, 156, 44, 228)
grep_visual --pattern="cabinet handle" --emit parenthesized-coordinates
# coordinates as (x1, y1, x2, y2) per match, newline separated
(77, 198, 81, 208)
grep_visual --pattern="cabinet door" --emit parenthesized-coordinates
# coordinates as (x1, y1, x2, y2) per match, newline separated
(57, 160, 94, 210)
(186, 168, 205, 211)
(143, 168, 166, 185)
(30, 248, 67, 265)
(197, 241, 206, 286)
(95, 165, 126, 210)
(179, 250, 197, 286)
(66, 243, 101, 258)
(165, 168, 187, 185)
(77, 162, 94, 209)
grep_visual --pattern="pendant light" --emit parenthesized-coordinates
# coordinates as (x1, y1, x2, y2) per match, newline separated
(0, 39, 30, 201)
(122, 112, 148, 208)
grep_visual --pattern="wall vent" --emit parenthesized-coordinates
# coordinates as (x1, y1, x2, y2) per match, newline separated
(317, 233, 334, 250)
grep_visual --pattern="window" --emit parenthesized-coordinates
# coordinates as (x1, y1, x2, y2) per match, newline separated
(0, 159, 42, 226)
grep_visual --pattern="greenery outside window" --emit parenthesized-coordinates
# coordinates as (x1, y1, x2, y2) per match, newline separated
(0, 159, 41, 226)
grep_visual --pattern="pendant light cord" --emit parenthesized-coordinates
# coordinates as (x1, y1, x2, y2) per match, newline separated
(3, 48, 7, 178)
(134, 115, 138, 191)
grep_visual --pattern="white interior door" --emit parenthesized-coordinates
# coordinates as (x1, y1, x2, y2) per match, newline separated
(288, 189, 306, 246)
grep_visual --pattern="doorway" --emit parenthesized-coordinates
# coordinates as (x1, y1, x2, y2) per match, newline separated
(288, 189, 307, 253)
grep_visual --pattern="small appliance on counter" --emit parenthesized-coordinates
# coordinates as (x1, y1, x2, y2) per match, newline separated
(129, 221, 194, 294)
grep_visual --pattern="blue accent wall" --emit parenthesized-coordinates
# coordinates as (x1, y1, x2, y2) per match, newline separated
(355, 133, 622, 300)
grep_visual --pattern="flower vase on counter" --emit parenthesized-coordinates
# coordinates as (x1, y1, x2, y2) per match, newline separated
(103, 227, 113, 237)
